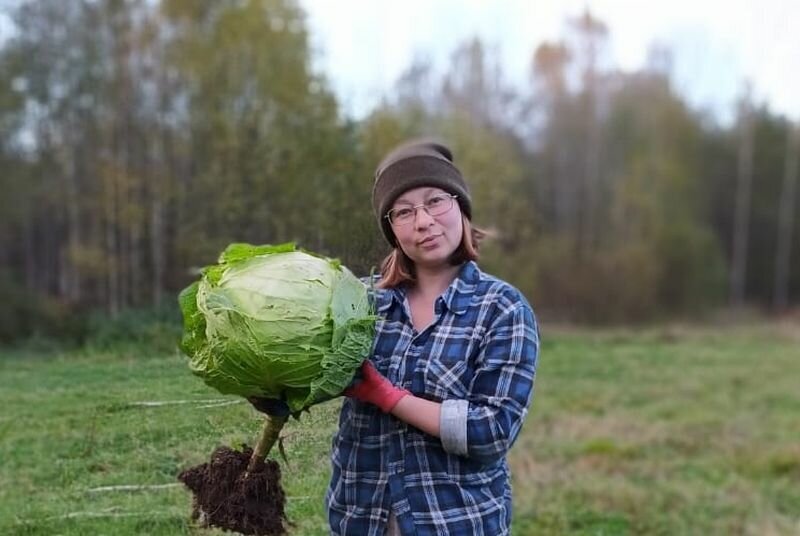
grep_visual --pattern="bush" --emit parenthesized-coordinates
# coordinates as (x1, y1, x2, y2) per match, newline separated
(0, 268, 180, 353)
(521, 237, 663, 324)
(0, 270, 85, 344)
(83, 305, 182, 353)
(654, 222, 727, 313)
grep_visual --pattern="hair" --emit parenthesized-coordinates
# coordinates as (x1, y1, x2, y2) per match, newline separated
(377, 215, 488, 289)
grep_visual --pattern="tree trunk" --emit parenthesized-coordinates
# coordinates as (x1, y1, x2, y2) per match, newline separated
(151, 190, 165, 307)
(773, 123, 798, 310)
(583, 89, 601, 252)
(24, 213, 36, 291)
(730, 95, 754, 307)
(105, 165, 120, 316)
(65, 144, 82, 303)
(150, 120, 168, 308)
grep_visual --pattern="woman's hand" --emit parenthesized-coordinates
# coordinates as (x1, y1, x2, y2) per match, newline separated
(344, 361, 410, 413)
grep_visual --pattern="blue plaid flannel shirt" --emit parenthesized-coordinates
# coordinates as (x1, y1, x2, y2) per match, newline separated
(326, 261, 539, 535)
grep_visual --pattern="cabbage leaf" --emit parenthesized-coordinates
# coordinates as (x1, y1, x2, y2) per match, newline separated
(178, 243, 374, 413)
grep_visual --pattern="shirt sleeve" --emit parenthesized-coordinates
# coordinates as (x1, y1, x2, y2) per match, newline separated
(439, 302, 539, 462)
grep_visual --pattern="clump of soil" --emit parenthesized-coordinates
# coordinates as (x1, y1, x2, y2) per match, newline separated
(178, 445, 286, 535)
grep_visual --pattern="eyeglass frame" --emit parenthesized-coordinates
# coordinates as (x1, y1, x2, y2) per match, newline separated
(384, 193, 459, 226)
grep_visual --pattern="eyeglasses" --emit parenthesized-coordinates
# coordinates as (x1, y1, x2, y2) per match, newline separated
(385, 194, 458, 226)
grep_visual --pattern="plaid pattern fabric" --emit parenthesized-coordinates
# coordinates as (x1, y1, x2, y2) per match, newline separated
(326, 261, 539, 535)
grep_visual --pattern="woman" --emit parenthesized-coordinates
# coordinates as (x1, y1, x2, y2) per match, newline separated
(326, 139, 540, 535)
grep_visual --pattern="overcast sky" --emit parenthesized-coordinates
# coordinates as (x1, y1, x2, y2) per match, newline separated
(0, 1, 795, 123)
(299, 0, 800, 123)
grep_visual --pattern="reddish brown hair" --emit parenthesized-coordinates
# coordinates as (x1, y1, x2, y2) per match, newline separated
(377, 215, 487, 289)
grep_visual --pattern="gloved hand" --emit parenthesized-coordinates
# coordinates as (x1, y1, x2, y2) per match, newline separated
(344, 361, 410, 413)
(246, 396, 291, 417)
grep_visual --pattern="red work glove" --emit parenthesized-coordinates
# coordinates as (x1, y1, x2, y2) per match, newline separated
(344, 361, 410, 413)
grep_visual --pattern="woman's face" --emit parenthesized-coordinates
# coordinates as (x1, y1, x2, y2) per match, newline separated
(388, 186, 463, 270)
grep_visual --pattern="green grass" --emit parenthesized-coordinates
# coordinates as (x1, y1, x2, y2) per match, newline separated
(1, 324, 799, 535)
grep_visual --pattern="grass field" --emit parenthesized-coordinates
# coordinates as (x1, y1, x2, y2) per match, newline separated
(1, 323, 799, 535)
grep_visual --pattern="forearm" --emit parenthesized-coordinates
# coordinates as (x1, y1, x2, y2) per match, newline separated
(390, 394, 441, 438)
(389, 395, 521, 461)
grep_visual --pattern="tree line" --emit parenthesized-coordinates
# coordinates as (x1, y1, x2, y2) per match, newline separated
(0, 0, 797, 341)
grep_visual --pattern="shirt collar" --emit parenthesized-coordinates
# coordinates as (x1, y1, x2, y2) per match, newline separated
(376, 261, 480, 316)
(440, 261, 479, 315)
(375, 286, 401, 314)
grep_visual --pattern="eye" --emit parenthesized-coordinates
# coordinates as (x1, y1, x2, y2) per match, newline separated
(426, 195, 446, 208)
(393, 207, 413, 219)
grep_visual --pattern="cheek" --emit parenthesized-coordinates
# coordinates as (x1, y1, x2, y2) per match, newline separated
(444, 213, 464, 242)
(450, 226, 464, 250)
(393, 226, 416, 250)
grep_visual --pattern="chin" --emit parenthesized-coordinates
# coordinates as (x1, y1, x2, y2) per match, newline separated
(412, 249, 455, 268)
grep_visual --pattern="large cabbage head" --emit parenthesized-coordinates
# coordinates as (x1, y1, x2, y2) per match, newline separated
(178, 243, 375, 413)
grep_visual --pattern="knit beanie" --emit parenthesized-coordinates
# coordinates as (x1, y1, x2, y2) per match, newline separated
(372, 139, 472, 245)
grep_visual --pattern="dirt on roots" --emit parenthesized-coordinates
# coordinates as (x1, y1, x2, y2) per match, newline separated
(178, 445, 286, 535)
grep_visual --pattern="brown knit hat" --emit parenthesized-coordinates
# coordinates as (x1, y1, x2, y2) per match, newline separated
(372, 139, 472, 245)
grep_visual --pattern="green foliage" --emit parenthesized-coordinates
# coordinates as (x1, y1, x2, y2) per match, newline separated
(164, 0, 352, 262)
(0, 270, 84, 344)
(653, 222, 727, 312)
(0, 1, 798, 339)
(83, 307, 183, 353)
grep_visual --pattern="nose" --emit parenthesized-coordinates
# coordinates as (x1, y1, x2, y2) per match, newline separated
(414, 206, 435, 229)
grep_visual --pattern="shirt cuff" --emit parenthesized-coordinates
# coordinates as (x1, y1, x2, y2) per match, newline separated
(440, 399, 469, 456)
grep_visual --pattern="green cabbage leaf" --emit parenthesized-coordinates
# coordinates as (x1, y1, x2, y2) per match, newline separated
(178, 243, 374, 413)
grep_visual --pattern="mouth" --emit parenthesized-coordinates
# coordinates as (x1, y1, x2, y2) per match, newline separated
(417, 235, 441, 246)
